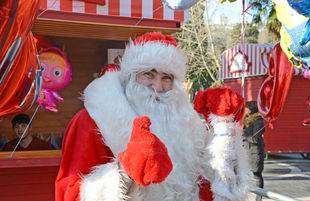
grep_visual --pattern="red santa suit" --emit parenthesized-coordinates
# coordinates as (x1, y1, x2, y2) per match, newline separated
(56, 70, 213, 201)
(55, 33, 250, 201)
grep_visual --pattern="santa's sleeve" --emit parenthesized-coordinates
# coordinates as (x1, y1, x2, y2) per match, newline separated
(55, 109, 115, 201)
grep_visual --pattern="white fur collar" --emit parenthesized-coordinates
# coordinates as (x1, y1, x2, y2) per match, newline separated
(83, 71, 137, 157)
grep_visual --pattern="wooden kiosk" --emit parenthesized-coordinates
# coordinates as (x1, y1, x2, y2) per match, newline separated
(0, 1, 187, 200)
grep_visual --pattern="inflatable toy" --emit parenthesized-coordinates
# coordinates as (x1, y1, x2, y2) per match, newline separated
(0, 0, 41, 118)
(287, 0, 310, 46)
(272, 0, 310, 70)
(36, 47, 72, 113)
(161, 0, 200, 11)
(258, 42, 294, 122)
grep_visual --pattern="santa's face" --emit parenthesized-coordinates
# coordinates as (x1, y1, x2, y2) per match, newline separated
(136, 69, 174, 93)
(125, 77, 180, 117)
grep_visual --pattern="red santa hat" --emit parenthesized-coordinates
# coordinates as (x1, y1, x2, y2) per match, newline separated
(120, 32, 187, 82)
(99, 64, 120, 77)
(193, 87, 245, 123)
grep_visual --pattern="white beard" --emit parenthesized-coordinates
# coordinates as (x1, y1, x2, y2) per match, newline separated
(125, 80, 211, 200)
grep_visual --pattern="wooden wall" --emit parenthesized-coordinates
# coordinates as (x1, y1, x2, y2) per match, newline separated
(1, 36, 125, 141)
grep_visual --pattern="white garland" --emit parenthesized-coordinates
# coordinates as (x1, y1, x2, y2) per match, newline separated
(208, 113, 252, 201)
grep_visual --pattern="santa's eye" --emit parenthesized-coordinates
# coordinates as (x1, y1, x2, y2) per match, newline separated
(54, 70, 61, 76)
(41, 66, 45, 72)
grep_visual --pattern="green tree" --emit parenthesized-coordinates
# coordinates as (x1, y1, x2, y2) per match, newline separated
(230, 23, 259, 47)
(172, 0, 226, 99)
(248, 0, 281, 40)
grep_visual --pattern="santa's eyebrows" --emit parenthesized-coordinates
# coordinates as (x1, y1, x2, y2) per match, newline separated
(150, 69, 171, 76)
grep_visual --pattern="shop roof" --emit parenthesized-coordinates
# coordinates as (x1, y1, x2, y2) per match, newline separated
(32, 0, 189, 40)
(217, 44, 307, 80)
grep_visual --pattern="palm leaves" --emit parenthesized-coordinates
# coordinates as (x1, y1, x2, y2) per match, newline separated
(249, 0, 281, 40)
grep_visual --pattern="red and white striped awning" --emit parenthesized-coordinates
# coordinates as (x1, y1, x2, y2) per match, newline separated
(39, 0, 189, 22)
(33, 0, 188, 40)
(217, 44, 307, 80)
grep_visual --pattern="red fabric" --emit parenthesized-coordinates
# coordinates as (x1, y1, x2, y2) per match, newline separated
(99, 64, 120, 77)
(198, 177, 214, 201)
(55, 110, 211, 199)
(133, 32, 178, 47)
(118, 116, 173, 187)
(55, 109, 114, 201)
(193, 87, 245, 123)
(81, 0, 105, 5)
(33, 35, 53, 52)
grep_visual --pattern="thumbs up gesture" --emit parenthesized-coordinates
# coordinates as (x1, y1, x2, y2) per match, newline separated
(118, 116, 173, 187)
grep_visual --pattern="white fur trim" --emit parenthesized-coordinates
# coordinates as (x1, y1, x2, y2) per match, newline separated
(81, 161, 134, 201)
(83, 72, 137, 157)
(207, 113, 252, 201)
(120, 39, 187, 82)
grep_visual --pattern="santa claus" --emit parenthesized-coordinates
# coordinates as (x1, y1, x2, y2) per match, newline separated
(55, 32, 251, 201)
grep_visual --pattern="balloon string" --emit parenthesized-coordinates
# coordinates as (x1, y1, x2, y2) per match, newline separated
(240, 1, 253, 99)
(246, 121, 270, 142)
(5, 105, 41, 159)
(37, 0, 58, 18)
(241, 4, 253, 16)
(130, 5, 164, 30)
(241, 0, 247, 99)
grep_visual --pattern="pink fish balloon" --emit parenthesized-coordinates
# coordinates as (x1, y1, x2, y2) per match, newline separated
(36, 47, 72, 113)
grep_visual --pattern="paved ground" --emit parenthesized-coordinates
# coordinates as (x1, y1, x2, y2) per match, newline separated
(247, 154, 310, 201)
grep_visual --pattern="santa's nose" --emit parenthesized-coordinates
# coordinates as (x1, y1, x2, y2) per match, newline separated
(151, 78, 164, 92)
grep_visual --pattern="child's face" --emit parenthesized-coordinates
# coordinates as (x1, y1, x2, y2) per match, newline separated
(41, 61, 67, 89)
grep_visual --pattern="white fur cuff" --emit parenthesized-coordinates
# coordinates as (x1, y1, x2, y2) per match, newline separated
(81, 161, 131, 201)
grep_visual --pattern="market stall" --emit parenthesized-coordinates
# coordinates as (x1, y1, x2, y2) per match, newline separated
(0, 1, 188, 200)
(1, 0, 188, 143)
(218, 43, 310, 157)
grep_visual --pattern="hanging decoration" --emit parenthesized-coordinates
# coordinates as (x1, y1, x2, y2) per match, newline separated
(161, 0, 199, 11)
(0, 0, 42, 119)
(257, 42, 294, 124)
(287, 0, 310, 46)
(33, 35, 53, 52)
(272, 0, 310, 79)
(193, 87, 250, 201)
(36, 47, 72, 113)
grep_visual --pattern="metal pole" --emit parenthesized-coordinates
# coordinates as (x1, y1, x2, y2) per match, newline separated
(249, 186, 301, 201)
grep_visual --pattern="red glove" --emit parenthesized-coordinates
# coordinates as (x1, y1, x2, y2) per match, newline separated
(118, 116, 173, 187)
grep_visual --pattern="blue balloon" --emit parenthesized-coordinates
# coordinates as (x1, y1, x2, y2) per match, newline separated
(287, 0, 310, 46)
(287, 0, 310, 18)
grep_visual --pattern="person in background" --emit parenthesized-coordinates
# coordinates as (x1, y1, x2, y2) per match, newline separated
(241, 101, 265, 190)
(2, 114, 52, 151)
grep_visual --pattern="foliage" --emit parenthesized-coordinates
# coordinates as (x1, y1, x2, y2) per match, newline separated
(248, 0, 281, 40)
(230, 23, 259, 47)
(172, 0, 227, 99)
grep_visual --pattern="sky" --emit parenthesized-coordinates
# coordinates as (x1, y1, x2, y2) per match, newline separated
(208, 0, 253, 25)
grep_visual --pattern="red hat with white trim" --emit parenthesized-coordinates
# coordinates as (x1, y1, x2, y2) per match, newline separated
(193, 87, 245, 123)
(120, 32, 187, 82)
